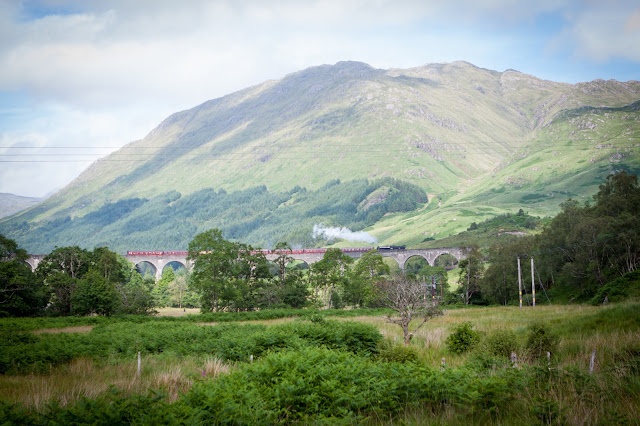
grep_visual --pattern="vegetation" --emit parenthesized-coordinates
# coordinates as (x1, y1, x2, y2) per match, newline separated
(1, 302, 638, 424)
(457, 171, 640, 305)
(2, 178, 427, 253)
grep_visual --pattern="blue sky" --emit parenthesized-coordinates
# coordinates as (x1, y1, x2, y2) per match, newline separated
(1, 0, 639, 197)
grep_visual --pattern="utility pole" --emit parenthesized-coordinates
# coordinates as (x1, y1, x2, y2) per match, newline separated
(531, 256, 536, 308)
(431, 275, 436, 306)
(517, 256, 523, 309)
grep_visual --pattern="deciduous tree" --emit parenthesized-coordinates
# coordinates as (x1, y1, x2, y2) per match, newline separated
(374, 274, 442, 345)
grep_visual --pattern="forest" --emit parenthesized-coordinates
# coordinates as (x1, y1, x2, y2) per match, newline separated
(0, 177, 428, 254)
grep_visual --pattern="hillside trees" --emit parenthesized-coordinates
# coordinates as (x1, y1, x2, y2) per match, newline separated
(481, 171, 640, 302)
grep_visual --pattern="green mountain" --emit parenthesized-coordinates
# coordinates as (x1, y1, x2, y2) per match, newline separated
(2, 61, 639, 253)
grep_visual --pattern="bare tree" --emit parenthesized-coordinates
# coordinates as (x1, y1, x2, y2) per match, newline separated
(374, 274, 442, 345)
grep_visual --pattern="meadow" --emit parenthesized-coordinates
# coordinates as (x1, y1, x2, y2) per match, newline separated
(1, 302, 638, 424)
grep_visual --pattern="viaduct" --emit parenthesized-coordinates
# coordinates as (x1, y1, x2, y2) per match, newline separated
(26, 247, 466, 281)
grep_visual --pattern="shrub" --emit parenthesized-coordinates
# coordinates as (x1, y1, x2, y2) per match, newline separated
(525, 322, 559, 360)
(590, 271, 640, 305)
(378, 341, 420, 363)
(446, 322, 480, 354)
(484, 328, 519, 358)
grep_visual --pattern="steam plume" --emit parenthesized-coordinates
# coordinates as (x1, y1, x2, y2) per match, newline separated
(312, 224, 377, 244)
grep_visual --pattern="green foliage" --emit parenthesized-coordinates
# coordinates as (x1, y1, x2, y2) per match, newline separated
(525, 322, 559, 360)
(446, 322, 480, 354)
(71, 269, 118, 316)
(483, 328, 519, 358)
(590, 271, 640, 305)
(377, 341, 420, 363)
(178, 346, 522, 423)
(0, 234, 47, 317)
(0, 318, 381, 374)
(4, 178, 428, 253)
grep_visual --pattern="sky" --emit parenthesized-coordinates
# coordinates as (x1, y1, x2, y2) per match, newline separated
(0, 0, 639, 198)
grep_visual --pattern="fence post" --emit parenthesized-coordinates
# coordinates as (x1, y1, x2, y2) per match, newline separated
(589, 350, 596, 374)
(137, 351, 141, 376)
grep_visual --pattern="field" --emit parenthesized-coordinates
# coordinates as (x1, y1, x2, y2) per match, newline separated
(1, 303, 639, 424)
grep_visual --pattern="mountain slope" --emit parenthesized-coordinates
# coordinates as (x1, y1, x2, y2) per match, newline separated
(0, 193, 41, 219)
(2, 61, 639, 253)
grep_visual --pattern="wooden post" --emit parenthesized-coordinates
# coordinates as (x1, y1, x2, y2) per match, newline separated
(517, 257, 523, 309)
(589, 350, 596, 374)
(547, 351, 551, 371)
(250, 354, 254, 363)
(511, 352, 518, 368)
(137, 352, 141, 376)
(441, 357, 446, 370)
(531, 256, 536, 308)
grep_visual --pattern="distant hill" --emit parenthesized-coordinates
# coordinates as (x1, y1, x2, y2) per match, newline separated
(0, 193, 41, 219)
(1, 61, 639, 253)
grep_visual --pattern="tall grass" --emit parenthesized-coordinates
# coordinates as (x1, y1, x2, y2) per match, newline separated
(0, 355, 232, 410)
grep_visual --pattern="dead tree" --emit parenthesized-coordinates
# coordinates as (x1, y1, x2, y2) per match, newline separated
(374, 274, 443, 345)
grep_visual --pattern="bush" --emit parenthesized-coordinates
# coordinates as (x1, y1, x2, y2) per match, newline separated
(484, 328, 519, 358)
(525, 322, 559, 360)
(446, 322, 480, 354)
(590, 271, 640, 305)
(378, 341, 420, 363)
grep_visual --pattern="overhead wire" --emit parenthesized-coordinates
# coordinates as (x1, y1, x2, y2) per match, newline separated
(0, 135, 637, 163)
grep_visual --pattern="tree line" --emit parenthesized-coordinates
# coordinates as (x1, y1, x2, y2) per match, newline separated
(2, 228, 416, 316)
(457, 171, 640, 305)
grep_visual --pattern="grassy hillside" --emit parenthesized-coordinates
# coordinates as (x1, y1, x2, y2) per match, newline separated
(1, 61, 639, 252)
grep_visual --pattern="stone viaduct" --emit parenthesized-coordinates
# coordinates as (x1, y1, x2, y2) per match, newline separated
(27, 247, 466, 281)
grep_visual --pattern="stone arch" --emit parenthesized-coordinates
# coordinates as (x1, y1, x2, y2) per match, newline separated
(403, 255, 430, 274)
(134, 261, 158, 281)
(24, 259, 37, 272)
(286, 259, 310, 270)
(382, 257, 401, 274)
(161, 261, 187, 277)
(433, 253, 458, 269)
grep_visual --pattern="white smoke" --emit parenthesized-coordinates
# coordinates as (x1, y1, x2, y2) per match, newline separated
(312, 224, 377, 244)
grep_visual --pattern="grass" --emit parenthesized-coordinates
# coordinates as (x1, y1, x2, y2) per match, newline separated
(1, 301, 638, 423)
(0, 355, 232, 410)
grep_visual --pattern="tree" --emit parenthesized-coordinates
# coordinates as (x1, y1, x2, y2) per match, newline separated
(169, 270, 189, 308)
(117, 270, 156, 315)
(153, 268, 174, 307)
(345, 250, 389, 307)
(36, 246, 91, 315)
(0, 234, 48, 316)
(374, 274, 442, 345)
(273, 242, 293, 286)
(310, 248, 353, 308)
(72, 269, 118, 316)
(458, 245, 485, 304)
(187, 229, 269, 312)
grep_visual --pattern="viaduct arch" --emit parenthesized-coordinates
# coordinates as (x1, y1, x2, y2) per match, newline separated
(27, 248, 466, 281)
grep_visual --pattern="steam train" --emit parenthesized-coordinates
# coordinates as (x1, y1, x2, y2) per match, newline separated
(126, 246, 406, 256)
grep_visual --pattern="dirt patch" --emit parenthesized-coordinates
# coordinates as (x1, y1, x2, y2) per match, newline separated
(32, 325, 95, 335)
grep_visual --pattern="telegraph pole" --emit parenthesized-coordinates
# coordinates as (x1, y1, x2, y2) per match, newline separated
(517, 256, 523, 309)
(531, 256, 536, 308)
